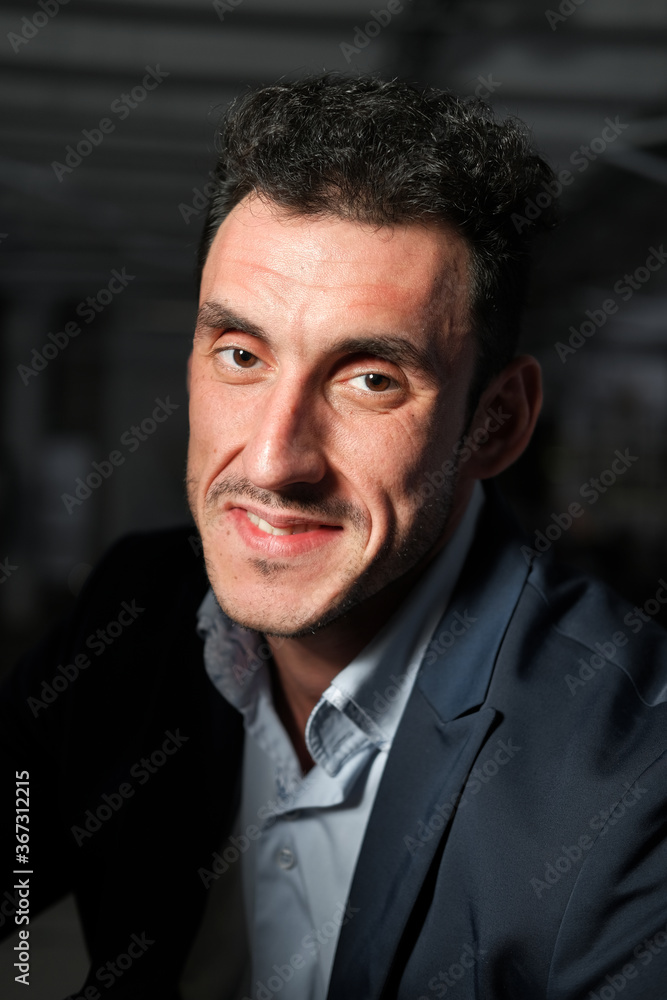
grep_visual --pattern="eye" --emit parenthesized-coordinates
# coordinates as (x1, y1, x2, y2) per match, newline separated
(349, 372, 396, 392)
(217, 347, 261, 369)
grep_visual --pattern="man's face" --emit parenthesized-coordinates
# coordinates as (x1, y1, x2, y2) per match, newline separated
(187, 195, 475, 636)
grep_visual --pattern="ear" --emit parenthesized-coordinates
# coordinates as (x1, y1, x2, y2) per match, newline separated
(459, 355, 542, 481)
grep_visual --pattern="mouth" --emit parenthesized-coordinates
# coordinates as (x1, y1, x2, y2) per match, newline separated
(245, 510, 335, 536)
(223, 503, 344, 556)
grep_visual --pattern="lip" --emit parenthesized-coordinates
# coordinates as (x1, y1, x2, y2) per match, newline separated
(227, 501, 341, 530)
(227, 506, 343, 557)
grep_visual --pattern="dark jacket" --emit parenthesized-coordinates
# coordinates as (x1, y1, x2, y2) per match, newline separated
(2, 488, 667, 999)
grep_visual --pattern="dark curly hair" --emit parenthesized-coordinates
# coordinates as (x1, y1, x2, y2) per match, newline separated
(197, 74, 557, 413)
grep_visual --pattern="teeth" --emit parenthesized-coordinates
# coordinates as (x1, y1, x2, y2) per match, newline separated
(246, 510, 317, 536)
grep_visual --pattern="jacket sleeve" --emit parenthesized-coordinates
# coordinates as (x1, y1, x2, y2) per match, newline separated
(547, 750, 667, 999)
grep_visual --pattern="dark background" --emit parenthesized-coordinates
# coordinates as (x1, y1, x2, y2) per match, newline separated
(0, 0, 666, 991)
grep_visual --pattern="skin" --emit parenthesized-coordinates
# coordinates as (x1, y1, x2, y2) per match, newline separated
(187, 194, 541, 771)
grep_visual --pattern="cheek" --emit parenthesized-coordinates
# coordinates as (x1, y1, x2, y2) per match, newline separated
(188, 388, 216, 470)
(397, 407, 463, 507)
(335, 409, 436, 520)
(387, 407, 445, 487)
(188, 376, 245, 468)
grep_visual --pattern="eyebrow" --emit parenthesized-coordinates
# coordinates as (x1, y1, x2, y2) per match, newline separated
(195, 300, 444, 388)
(196, 302, 266, 342)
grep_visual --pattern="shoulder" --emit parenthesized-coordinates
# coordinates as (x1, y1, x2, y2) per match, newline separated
(468, 486, 667, 756)
(82, 524, 206, 597)
(1, 526, 211, 737)
(67, 524, 208, 630)
(474, 485, 667, 712)
(484, 548, 667, 798)
(522, 553, 667, 708)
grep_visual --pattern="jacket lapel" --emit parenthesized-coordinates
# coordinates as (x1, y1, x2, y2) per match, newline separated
(328, 693, 497, 1000)
(328, 484, 531, 1000)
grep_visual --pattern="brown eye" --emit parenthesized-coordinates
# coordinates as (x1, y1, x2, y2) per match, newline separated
(233, 349, 257, 368)
(365, 373, 391, 391)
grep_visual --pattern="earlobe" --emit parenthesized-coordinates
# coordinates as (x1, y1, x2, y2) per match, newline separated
(461, 355, 542, 480)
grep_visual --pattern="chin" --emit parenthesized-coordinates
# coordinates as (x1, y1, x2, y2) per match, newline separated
(210, 573, 363, 639)
(213, 597, 326, 639)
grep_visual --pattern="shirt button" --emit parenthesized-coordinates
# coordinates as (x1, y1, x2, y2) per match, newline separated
(277, 847, 296, 870)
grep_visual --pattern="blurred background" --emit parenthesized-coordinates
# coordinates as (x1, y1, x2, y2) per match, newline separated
(0, 0, 666, 992)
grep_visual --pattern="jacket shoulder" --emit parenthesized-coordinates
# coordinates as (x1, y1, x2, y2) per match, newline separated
(81, 524, 206, 596)
(65, 523, 208, 629)
(523, 553, 667, 709)
(2, 525, 210, 731)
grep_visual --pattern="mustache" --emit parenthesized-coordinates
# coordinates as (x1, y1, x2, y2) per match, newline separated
(201, 475, 366, 529)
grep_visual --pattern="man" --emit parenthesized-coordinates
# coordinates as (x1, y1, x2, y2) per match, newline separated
(2, 75, 666, 1000)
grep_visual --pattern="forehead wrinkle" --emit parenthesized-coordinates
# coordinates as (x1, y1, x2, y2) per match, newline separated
(220, 222, 447, 295)
(209, 205, 470, 306)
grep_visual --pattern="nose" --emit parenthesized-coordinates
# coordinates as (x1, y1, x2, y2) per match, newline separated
(241, 377, 328, 491)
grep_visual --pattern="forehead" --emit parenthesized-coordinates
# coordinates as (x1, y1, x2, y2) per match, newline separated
(201, 196, 469, 313)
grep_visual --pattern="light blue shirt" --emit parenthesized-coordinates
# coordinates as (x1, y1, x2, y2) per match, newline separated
(180, 482, 484, 1000)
